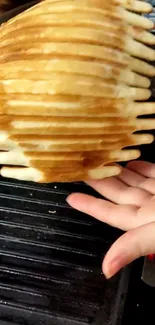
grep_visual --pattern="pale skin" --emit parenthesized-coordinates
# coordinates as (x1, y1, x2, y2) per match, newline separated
(67, 161, 155, 279)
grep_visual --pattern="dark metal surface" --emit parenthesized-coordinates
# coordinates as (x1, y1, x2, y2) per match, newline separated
(0, 178, 129, 325)
(0, 1, 39, 24)
(142, 256, 155, 287)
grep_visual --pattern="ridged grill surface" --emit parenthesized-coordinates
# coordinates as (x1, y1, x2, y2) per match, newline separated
(0, 178, 129, 325)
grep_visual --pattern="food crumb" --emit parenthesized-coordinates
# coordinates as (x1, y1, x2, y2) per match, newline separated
(48, 210, 56, 214)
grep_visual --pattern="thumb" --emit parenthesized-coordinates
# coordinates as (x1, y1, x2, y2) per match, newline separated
(103, 221, 155, 279)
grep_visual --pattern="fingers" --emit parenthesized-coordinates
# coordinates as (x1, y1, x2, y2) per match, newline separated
(139, 179, 155, 195)
(117, 166, 145, 187)
(67, 192, 155, 229)
(86, 161, 155, 206)
(127, 161, 155, 178)
(86, 176, 152, 206)
(103, 221, 155, 279)
(117, 166, 155, 194)
(124, 161, 155, 194)
(67, 193, 138, 230)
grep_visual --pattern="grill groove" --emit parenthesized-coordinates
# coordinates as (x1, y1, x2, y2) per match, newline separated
(0, 177, 129, 325)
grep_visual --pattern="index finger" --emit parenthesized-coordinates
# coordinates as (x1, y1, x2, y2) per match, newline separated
(67, 193, 138, 231)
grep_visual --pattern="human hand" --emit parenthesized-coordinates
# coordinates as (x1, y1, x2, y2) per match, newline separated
(67, 161, 155, 279)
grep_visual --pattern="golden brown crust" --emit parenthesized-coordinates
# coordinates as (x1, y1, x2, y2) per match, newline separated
(0, 0, 154, 182)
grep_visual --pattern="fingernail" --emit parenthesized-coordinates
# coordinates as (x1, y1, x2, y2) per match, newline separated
(66, 195, 71, 204)
(66, 196, 69, 203)
(103, 256, 123, 279)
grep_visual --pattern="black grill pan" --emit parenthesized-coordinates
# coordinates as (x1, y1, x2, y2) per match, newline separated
(0, 178, 130, 325)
